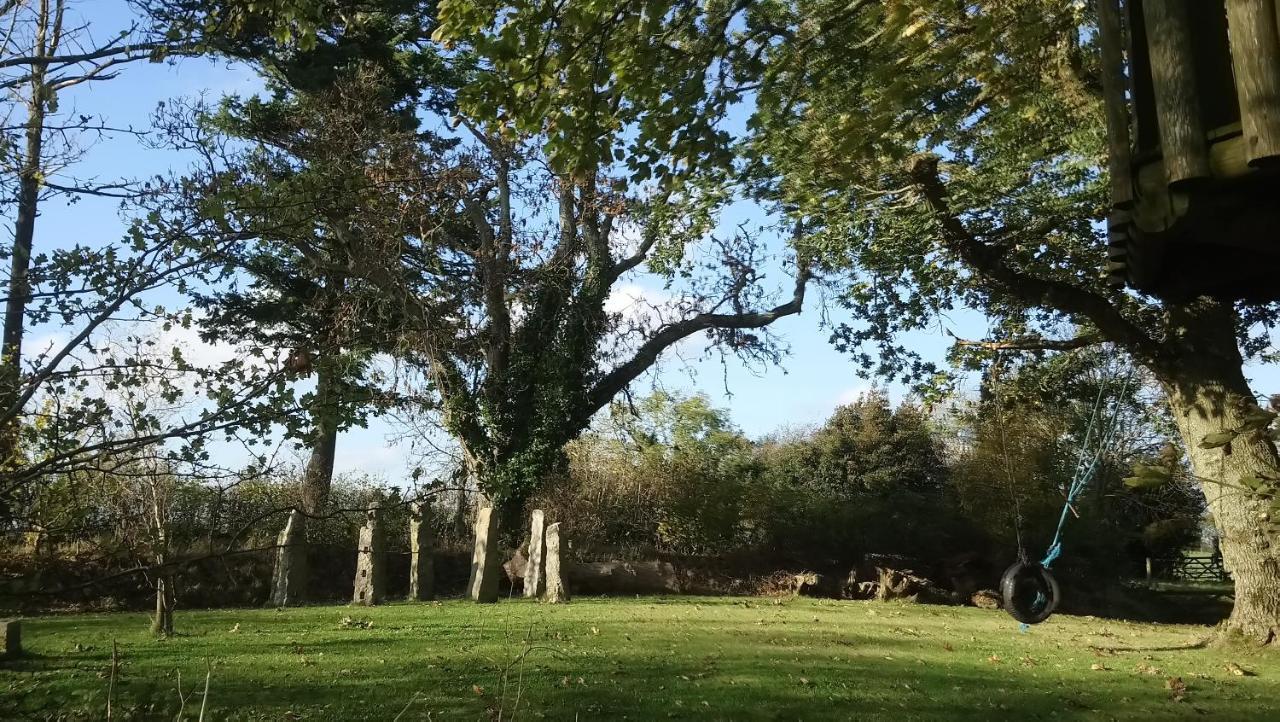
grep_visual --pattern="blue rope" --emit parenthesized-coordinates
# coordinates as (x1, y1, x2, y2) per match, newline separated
(1039, 367, 1135, 570)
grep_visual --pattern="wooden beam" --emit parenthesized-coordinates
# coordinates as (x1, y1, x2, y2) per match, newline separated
(1098, 0, 1134, 206)
(1225, 0, 1280, 165)
(1142, 0, 1212, 186)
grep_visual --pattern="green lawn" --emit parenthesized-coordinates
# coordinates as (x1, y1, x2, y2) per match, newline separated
(3, 596, 1277, 721)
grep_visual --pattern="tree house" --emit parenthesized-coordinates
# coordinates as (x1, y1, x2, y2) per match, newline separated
(1101, 0, 1280, 301)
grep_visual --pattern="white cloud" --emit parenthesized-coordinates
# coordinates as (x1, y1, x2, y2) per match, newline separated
(604, 281, 672, 323)
(25, 331, 70, 362)
(157, 320, 240, 369)
(834, 383, 873, 407)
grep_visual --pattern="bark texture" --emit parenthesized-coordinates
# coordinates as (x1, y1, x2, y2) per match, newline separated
(151, 574, 175, 636)
(1158, 300, 1280, 644)
(0, 17, 49, 470)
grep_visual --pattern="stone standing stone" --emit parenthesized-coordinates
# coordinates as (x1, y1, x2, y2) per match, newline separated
(409, 500, 435, 601)
(542, 522, 568, 604)
(524, 509, 546, 598)
(467, 506, 501, 603)
(352, 501, 385, 606)
(268, 509, 307, 606)
(2, 619, 20, 659)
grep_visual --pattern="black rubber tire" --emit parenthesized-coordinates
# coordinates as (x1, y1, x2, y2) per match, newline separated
(1000, 561, 1060, 625)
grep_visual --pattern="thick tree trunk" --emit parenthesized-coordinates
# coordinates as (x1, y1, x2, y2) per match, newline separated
(1158, 300, 1280, 644)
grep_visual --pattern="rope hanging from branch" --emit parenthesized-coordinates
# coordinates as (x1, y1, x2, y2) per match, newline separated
(1002, 363, 1136, 626)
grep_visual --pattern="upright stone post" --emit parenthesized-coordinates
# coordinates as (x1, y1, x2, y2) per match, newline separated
(409, 500, 435, 601)
(524, 509, 546, 598)
(352, 500, 385, 606)
(467, 506, 501, 603)
(2, 619, 21, 659)
(268, 509, 307, 606)
(543, 522, 568, 604)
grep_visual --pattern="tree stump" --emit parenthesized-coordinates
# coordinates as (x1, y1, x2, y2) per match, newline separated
(409, 500, 434, 601)
(524, 509, 546, 598)
(352, 501, 385, 606)
(467, 506, 501, 603)
(543, 522, 569, 604)
(268, 509, 307, 607)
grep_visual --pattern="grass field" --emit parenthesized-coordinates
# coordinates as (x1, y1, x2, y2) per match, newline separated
(3, 596, 1278, 721)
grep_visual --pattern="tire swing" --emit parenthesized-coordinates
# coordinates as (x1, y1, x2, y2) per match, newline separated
(997, 364, 1134, 627)
(1000, 558, 1060, 625)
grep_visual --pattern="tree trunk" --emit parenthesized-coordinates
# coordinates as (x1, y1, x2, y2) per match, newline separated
(268, 358, 339, 605)
(1158, 300, 1280, 644)
(151, 571, 175, 636)
(0, 24, 50, 471)
(301, 358, 340, 516)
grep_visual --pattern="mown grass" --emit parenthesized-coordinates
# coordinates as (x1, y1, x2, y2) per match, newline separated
(3, 596, 1277, 721)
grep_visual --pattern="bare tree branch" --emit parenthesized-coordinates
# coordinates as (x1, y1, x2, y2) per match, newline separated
(905, 153, 1161, 363)
(586, 261, 811, 413)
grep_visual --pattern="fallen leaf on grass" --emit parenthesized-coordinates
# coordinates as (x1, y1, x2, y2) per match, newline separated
(1090, 663, 1109, 672)
(472, 684, 485, 696)
(987, 655, 1001, 664)
(1224, 662, 1255, 677)
(1134, 663, 1162, 676)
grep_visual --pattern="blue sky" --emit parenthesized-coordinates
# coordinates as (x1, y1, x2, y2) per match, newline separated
(14, 1, 1280, 484)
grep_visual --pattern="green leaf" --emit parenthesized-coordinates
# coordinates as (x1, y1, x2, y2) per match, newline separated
(1238, 475, 1267, 492)
(1129, 463, 1171, 480)
(1124, 475, 1168, 490)
(1199, 431, 1237, 450)
(1236, 407, 1277, 433)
